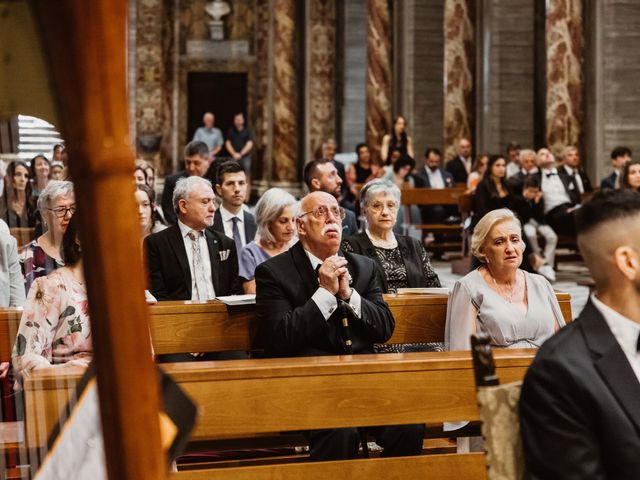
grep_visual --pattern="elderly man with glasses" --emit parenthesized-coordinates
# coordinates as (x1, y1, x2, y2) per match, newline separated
(255, 190, 425, 462)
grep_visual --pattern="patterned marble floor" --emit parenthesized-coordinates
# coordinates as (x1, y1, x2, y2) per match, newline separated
(431, 259, 591, 320)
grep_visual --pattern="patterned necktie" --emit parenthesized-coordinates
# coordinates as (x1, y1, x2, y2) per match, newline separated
(231, 216, 243, 253)
(187, 230, 209, 302)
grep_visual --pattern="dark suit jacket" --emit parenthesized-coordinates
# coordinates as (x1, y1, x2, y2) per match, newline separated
(341, 232, 440, 292)
(558, 164, 593, 193)
(144, 224, 241, 301)
(342, 208, 359, 238)
(161, 171, 186, 225)
(255, 241, 394, 357)
(520, 299, 640, 479)
(413, 167, 455, 189)
(445, 156, 469, 184)
(212, 209, 257, 245)
(600, 171, 617, 190)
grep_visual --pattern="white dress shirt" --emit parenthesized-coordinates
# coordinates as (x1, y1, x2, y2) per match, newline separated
(591, 293, 640, 384)
(563, 165, 585, 194)
(305, 249, 362, 320)
(425, 166, 445, 189)
(219, 205, 247, 247)
(541, 168, 572, 214)
(178, 220, 216, 300)
(506, 162, 520, 179)
(462, 156, 472, 174)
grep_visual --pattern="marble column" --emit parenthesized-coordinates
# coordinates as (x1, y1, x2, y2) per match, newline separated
(443, 0, 474, 161)
(307, 0, 336, 160)
(366, 0, 392, 164)
(546, 0, 584, 156)
(271, 0, 298, 182)
(254, 0, 272, 185)
(135, 0, 165, 164)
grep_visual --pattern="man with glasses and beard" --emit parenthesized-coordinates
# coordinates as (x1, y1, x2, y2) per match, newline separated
(255, 191, 425, 461)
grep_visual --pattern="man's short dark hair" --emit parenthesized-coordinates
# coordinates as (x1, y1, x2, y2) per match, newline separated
(506, 141, 521, 152)
(184, 140, 209, 158)
(303, 158, 332, 189)
(61, 215, 82, 266)
(575, 189, 640, 236)
(393, 155, 416, 173)
(424, 147, 442, 158)
(523, 176, 541, 190)
(611, 146, 632, 159)
(355, 143, 368, 155)
(216, 160, 245, 186)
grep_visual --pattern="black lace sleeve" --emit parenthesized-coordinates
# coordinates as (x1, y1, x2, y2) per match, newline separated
(420, 245, 441, 287)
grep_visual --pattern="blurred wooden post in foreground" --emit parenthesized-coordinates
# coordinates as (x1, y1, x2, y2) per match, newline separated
(30, 1, 167, 478)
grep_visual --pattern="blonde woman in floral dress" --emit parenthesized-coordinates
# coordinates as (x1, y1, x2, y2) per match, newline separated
(12, 215, 91, 381)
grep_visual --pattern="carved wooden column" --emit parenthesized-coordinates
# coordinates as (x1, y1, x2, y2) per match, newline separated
(443, 0, 474, 160)
(366, 0, 392, 163)
(307, 0, 336, 161)
(546, 0, 584, 156)
(272, 0, 298, 182)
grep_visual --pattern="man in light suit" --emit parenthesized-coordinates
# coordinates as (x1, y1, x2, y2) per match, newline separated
(161, 141, 211, 225)
(212, 160, 256, 255)
(520, 189, 640, 479)
(255, 191, 424, 461)
(145, 176, 241, 302)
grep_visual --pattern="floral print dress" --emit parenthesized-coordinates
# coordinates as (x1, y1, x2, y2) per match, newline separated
(12, 268, 92, 379)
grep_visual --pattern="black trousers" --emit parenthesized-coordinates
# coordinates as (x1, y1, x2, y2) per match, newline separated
(545, 203, 577, 237)
(306, 424, 425, 461)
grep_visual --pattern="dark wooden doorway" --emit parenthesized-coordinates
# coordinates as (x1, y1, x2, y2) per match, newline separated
(187, 72, 248, 150)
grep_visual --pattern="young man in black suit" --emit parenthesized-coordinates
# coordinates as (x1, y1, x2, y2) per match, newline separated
(445, 137, 472, 184)
(212, 161, 256, 254)
(145, 176, 241, 302)
(161, 141, 211, 225)
(520, 189, 640, 478)
(255, 191, 424, 461)
(414, 147, 457, 223)
(601, 146, 631, 190)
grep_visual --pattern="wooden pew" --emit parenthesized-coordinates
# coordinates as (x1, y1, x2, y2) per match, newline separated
(8, 228, 35, 250)
(400, 187, 466, 230)
(23, 349, 536, 479)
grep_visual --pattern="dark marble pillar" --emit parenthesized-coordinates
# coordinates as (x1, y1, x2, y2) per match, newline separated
(366, 0, 392, 164)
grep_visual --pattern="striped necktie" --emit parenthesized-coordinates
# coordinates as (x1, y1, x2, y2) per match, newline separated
(187, 230, 209, 302)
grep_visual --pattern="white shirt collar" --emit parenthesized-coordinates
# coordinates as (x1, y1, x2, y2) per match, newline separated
(564, 165, 575, 175)
(304, 249, 325, 271)
(178, 220, 202, 238)
(591, 293, 640, 355)
(522, 167, 539, 175)
(542, 167, 558, 175)
(220, 205, 243, 224)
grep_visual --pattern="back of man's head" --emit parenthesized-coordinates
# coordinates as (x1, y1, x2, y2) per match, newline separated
(576, 189, 640, 291)
(304, 158, 331, 191)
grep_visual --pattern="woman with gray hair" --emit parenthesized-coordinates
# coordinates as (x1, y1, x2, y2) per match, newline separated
(342, 178, 440, 293)
(239, 188, 296, 293)
(445, 208, 564, 352)
(19, 180, 75, 293)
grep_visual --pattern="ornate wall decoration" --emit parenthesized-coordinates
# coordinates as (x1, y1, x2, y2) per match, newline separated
(546, 0, 583, 156)
(308, 0, 336, 159)
(254, 0, 271, 182)
(365, 0, 392, 164)
(443, 0, 474, 161)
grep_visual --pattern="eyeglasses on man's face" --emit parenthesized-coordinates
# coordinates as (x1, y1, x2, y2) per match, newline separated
(299, 205, 345, 221)
(48, 206, 77, 218)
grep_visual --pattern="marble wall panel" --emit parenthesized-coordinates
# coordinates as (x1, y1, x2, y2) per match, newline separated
(365, 0, 392, 163)
(546, 0, 584, 156)
(443, 0, 474, 161)
(253, 0, 271, 183)
(271, 0, 298, 182)
(307, 0, 336, 159)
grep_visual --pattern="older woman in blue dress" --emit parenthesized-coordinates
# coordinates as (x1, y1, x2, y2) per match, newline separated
(445, 208, 564, 351)
(239, 188, 296, 294)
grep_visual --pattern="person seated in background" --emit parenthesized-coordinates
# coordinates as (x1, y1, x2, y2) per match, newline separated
(255, 190, 424, 461)
(558, 145, 593, 194)
(508, 148, 539, 194)
(520, 190, 640, 478)
(161, 141, 211, 225)
(135, 183, 166, 240)
(445, 137, 473, 184)
(145, 176, 241, 302)
(515, 176, 557, 282)
(473, 154, 513, 224)
(320, 138, 349, 202)
(620, 159, 640, 193)
(133, 164, 147, 185)
(601, 146, 631, 190)
(213, 161, 256, 254)
(346, 143, 382, 198)
(143, 162, 156, 190)
(12, 215, 90, 382)
(30, 154, 51, 201)
(0, 161, 36, 228)
(304, 158, 359, 237)
(465, 153, 488, 194)
(445, 208, 564, 351)
(342, 179, 440, 293)
(0, 226, 25, 307)
(505, 141, 521, 178)
(414, 147, 457, 224)
(50, 161, 65, 181)
(20, 180, 75, 293)
(239, 188, 296, 294)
